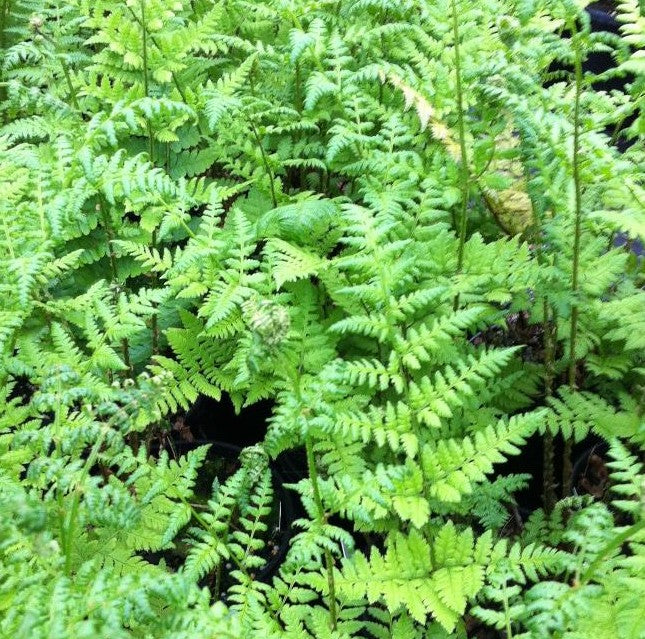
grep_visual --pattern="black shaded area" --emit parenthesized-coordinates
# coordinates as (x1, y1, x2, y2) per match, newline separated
(185, 395, 273, 447)
(495, 432, 551, 512)
(586, 7, 640, 153)
(183, 393, 309, 506)
(497, 433, 609, 513)
(586, 8, 626, 90)
(588, 6, 620, 34)
(548, 7, 636, 123)
(548, 7, 623, 85)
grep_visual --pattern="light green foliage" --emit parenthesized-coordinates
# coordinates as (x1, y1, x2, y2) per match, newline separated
(0, 375, 240, 638)
(0, 0, 643, 637)
(184, 445, 274, 580)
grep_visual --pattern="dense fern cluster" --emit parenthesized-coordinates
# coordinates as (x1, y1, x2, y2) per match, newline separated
(1, 0, 643, 637)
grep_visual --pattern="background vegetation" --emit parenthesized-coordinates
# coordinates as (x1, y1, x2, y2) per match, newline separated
(0, 0, 643, 637)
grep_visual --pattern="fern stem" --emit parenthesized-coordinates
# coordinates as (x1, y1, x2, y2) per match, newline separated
(304, 437, 338, 631)
(54, 375, 69, 563)
(0, 0, 8, 53)
(98, 197, 134, 379)
(137, 1, 161, 360)
(293, 61, 306, 188)
(214, 563, 222, 600)
(1, 214, 14, 259)
(526, 149, 558, 508)
(288, 12, 326, 74)
(567, 38, 584, 387)
(542, 299, 556, 511)
(294, 60, 303, 113)
(38, 30, 80, 111)
(377, 10, 389, 104)
(151, 230, 160, 357)
(180, 474, 282, 625)
(543, 426, 557, 510)
(450, 0, 470, 311)
(139, 0, 155, 163)
(0, 0, 11, 112)
(60, 382, 150, 566)
(247, 63, 279, 207)
(502, 582, 514, 639)
(63, 424, 110, 574)
(579, 518, 645, 587)
(140, 0, 149, 99)
(99, 204, 119, 281)
(248, 118, 278, 208)
(59, 56, 79, 111)
(553, 517, 645, 622)
(563, 28, 584, 496)
(124, 4, 212, 142)
(370, 233, 430, 500)
(125, 6, 184, 104)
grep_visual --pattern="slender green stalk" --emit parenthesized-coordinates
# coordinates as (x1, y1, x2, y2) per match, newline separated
(294, 61, 303, 113)
(305, 437, 338, 631)
(579, 518, 645, 587)
(378, 10, 389, 104)
(61, 381, 169, 573)
(553, 516, 645, 618)
(60, 385, 168, 575)
(54, 375, 67, 557)
(1, 215, 14, 259)
(59, 57, 79, 111)
(98, 197, 133, 379)
(373, 247, 424, 448)
(0, 0, 8, 52)
(246, 61, 278, 207)
(567, 38, 584, 386)
(0, 0, 11, 111)
(98, 200, 119, 284)
(124, 4, 212, 141)
(140, 2, 149, 98)
(524, 123, 557, 508)
(140, 0, 154, 162)
(288, 9, 359, 194)
(181, 492, 278, 620)
(563, 29, 584, 496)
(138, 0, 160, 357)
(371, 239, 434, 521)
(501, 101, 557, 508)
(37, 30, 80, 111)
(294, 61, 306, 188)
(248, 118, 278, 208)
(542, 299, 557, 511)
(63, 423, 110, 574)
(289, 363, 338, 631)
(450, 0, 471, 311)
(502, 582, 514, 639)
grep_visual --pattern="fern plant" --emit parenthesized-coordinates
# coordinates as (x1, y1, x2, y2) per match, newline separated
(0, 0, 643, 637)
